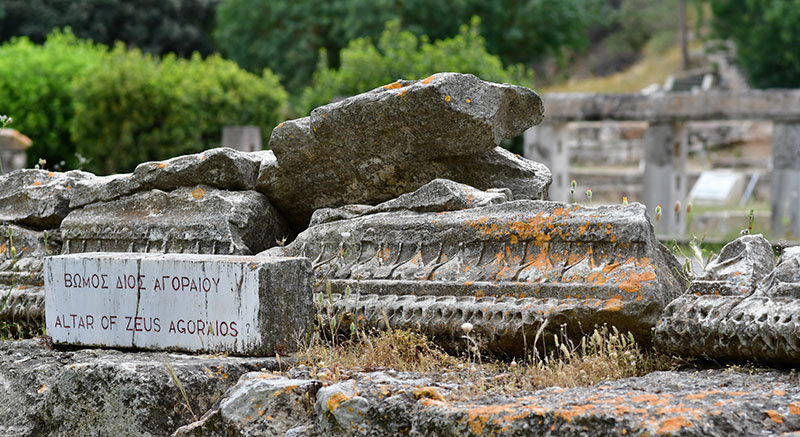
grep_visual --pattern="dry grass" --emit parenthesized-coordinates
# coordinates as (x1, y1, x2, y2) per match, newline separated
(294, 323, 684, 395)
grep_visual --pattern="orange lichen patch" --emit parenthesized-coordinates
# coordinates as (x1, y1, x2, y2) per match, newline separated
(509, 235, 519, 245)
(277, 122, 284, 128)
(789, 402, 800, 415)
(397, 89, 408, 98)
(409, 251, 423, 266)
(466, 98, 471, 103)
(618, 271, 657, 293)
(558, 404, 595, 422)
(602, 261, 620, 273)
(474, 290, 485, 298)
(38, 384, 48, 394)
(610, 235, 618, 243)
(657, 416, 692, 434)
(377, 247, 392, 263)
(326, 392, 350, 412)
(631, 394, 660, 404)
(567, 252, 585, 265)
(47, 171, 55, 177)
(191, 187, 205, 199)
(445, 95, 451, 102)
(578, 223, 590, 236)
(420, 398, 449, 408)
(158, 162, 167, 168)
(414, 387, 445, 402)
(422, 75, 436, 84)
(766, 410, 783, 424)
(32, 181, 43, 186)
(602, 297, 624, 312)
(383, 81, 403, 90)
(773, 390, 786, 396)
(615, 405, 648, 415)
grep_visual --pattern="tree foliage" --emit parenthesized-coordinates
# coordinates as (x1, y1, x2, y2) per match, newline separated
(0, 30, 104, 168)
(0, 30, 288, 174)
(72, 48, 288, 174)
(214, 0, 604, 93)
(0, 0, 218, 57)
(711, 0, 800, 88)
(295, 17, 534, 116)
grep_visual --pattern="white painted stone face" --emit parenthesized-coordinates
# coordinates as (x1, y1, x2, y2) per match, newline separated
(44, 253, 312, 355)
(690, 170, 745, 206)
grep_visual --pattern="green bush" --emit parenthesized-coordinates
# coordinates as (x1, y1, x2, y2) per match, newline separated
(711, 0, 800, 88)
(296, 17, 535, 116)
(0, 30, 104, 168)
(72, 47, 288, 174)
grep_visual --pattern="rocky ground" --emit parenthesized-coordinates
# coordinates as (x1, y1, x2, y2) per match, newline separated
(2, 339, 798, 436)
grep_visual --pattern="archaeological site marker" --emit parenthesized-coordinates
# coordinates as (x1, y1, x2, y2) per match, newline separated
(44, 253, 312, 355)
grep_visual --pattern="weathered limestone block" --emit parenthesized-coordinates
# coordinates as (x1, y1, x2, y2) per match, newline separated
(45, 253, 312, 355)
(310, 179, 509, 226)
(179, 368, 800, 436)
(0, 169, 94, 228)
(258, 73, 550, 229)
(688, 234, 776, 296)
(0, 339, 282, 436)
(266, 188, 686, 351)
(0, 224, 60, 332)
(655, 235, 800, 363)
(61, 186, 292, 255)
(173, 374, 321, 436)
(69, 148, 269, 208)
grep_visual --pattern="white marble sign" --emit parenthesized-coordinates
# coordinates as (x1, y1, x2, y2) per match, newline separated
(689, 170, 744, 205)
(44, 253, 312, 355)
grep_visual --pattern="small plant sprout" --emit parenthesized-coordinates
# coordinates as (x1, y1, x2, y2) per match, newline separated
(585, 187, 593, 206)
(743, 208, 755, 235)
(655, 204, 662, 221)
(0, 115, 11, 128)
(460, 321, 482, 365)
(569, 179, 577, 203)
(686, 202, 693, 214)
(38, 158, 46, 169)
(674, 200, 681, 214)
(460, 322, 473, 335)
(622, 196, 628, 206)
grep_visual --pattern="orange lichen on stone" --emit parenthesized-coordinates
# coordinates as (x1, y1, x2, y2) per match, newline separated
(47, 171, 55, 177)
(422, 75, 436, 84)
(32, 181, 42, 186)
(191, 187, 205, 200)
(277, 122, 284, 128)
(398, 89, 408, 98)
(158, 162, 167, 168)
(632, 394, 660, 404)
(414, 387, 445, 402)
(618, 271, 657, 293)
(773, 390, 786, 396)
(326, 392, 350, 412)
(558, 404, 595, 422)
(445, 95, 451, 102)
(474, 290, 485, 298)
(377, 247, 392, 263)
(383, 81, 403, 90)
(657, 416, 692, 434)
(766, 410, 783, 423)
(789, 402, 800, 415)
(602, 297, 624, 311)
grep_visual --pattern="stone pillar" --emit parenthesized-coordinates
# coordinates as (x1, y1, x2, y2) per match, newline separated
(222, 126, 262, 152)
(523, 123, 569, 202)
(0, 128, 32, 174)
(770, 123, 800, 239)
(643, 122, 687, 237)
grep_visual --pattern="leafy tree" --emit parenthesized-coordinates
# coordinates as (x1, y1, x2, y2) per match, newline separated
(296, 17, 534, 116)
(0, 0, 218, 57)
(72, 47, 288, 174)
(711, 0, 800, 88)
(0, 30, 105, 168)
(214, 0, 605, 93)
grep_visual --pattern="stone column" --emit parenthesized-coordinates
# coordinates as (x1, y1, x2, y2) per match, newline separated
(771, 123, 800, 239)
(222, 126, 262, 152)
(523, 123, 569, 202)
(643, 122, 687, 237)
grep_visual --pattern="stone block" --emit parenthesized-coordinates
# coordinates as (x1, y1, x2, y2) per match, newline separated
(44, 253, 312, 355)
(61, 186, 292, 255)
(258, 73, 549, 229)
(0, 169, 94, 228)
(266, 183, 686, 351)
(655, 235, 800, 363)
